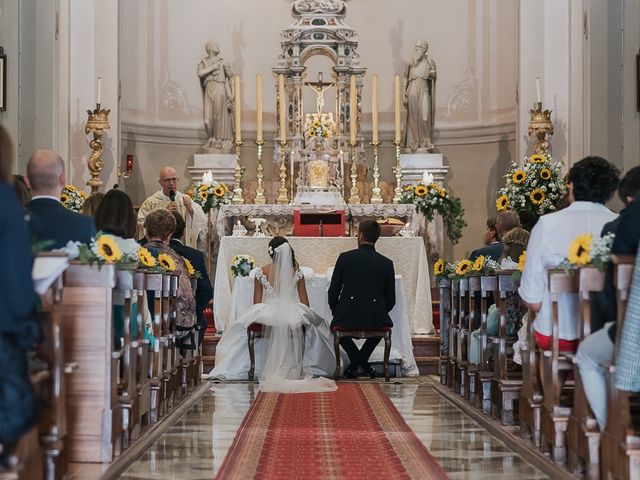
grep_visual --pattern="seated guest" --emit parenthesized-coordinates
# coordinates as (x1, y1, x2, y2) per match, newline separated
(470, 210, 521, 261)
(144, 209, 197, 350)
(169, 211, 213, 345)
(82, 191, 105, 217)
(26, 149, 96, 249)
(470, 227, 529, 364)
(12, 174, 30, 207)
(469, 217, 499, 261)
(0, 126, 39, 464)
(519, 156, 619, 355)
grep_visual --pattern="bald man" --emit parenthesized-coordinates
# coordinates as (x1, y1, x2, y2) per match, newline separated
(137, 166, 207, 249)
(26, 149, 96, 250)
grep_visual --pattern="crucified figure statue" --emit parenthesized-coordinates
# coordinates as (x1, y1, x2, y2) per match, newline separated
(305, 72, 334, 114)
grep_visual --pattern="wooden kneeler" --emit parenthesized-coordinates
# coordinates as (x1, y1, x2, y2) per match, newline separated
(438, 278, 452, 386)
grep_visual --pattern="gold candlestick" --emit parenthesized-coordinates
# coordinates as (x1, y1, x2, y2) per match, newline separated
(528, 102, 554, 154)
(232, 140, 245, 204)
(254, 140, 267, 204)
(348, 141, 361, 204)
(392, 140, 403, 204)
(276, 140, 289, 205)
(85, 104, 111, 193)
(370, 140, 383, 204)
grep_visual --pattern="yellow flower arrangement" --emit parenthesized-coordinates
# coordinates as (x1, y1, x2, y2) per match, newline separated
(184, 258, 196, 276)
(472, 255, 485, 272)
(414, 185, 428, 197)
(455, 259, 472, 276)
(431, 184, 446, 197)
(567, 234, 592, 266)
(433, 259, 445, 276)
(158, 253, 177, 272)
(512, 170, 526, 185)
(530, 154, 547, 164)
(539, 168, 552, 180)
(530, 189, 545, 205)
(496, 194, 509, 211)
(517, 251, 526, 272)
(213, 185, 226, 197)
(96, 235, 123, 263)
(138, 247, 156, 268)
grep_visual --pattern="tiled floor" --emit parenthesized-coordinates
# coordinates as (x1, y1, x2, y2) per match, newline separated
(112, 378, 547, 479)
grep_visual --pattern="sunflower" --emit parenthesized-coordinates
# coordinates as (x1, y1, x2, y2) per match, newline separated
(60, 193, 69, 204)
(158, 253, 177, 272)
(65, 184, 77, 192)
(308, 129, 317, 137)
(568, 234, 592, 266)
(414, 185, 428, 197)
(496, 195, 509, 211)
(96, 235, 123, 263)
(539, 168, 552, 180)
(512, 170, 526, 184)
(213, 185, 226, 197)
(433, 259, 445, 276)
(530, 189, 545, 205)
(183, 258, 196, 276)
(220, 183, 228, 191)
(404, 184, 414, 192)
(79, 190, 87, 198)
(138, 247, 156, 268)
(431, 184, 446, 197)
(455, 259, 472, 276)
(311, 120, 321, 128)
(530, 154, 547, 164)
(199, 184, 209, 191)
(472, 255, 485, 272)
(199, 191, 208, 200)
(517, 251, 526, 272)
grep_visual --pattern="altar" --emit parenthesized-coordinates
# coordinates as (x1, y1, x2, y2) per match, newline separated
(214, 236, 433, 335)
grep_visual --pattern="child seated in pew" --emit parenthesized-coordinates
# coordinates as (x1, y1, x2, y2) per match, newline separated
(469, 227, 529, 364)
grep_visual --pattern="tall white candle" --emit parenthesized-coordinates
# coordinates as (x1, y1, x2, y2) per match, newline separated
(96, 76, 102, 105)
(394, 75, 401, 143)
(234, 75, 242, 143)
(371, 75, 379, 143)
(279, 74, 286, 143)
(536, 76, 541, 104)
(256, 74, 263, 143)
(349, 75, 357, 143)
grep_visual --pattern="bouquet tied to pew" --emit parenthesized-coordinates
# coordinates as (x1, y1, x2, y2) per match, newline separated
(559, 232, 615, 272)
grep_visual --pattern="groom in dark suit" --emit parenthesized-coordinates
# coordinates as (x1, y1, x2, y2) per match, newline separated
(328, 220, 395, 378)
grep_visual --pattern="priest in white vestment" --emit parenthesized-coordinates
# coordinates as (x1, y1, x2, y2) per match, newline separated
(137, 166, 208, 249)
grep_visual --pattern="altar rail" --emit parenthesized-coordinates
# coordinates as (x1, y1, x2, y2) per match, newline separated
(437, 260, 640, 479)
(0, 260, 203, 479)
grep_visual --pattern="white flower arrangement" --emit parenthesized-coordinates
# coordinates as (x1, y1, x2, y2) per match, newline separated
(230, 254, 256, 277)
(188, 180, 233, 214)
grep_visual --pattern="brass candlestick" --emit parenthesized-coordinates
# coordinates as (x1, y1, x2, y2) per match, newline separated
(276, 140, 289, 205)
(254, 140, 267, 204)
(370, 140, 383, 204)
(231, 140, 245, 204)
(85, 104, 111, 193)
(392, 140, 403, 203)
(347, 141, 361, 204)
(528, 102, 554, 154)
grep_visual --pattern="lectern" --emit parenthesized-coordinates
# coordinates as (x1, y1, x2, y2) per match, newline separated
(293, 210, 345, 237)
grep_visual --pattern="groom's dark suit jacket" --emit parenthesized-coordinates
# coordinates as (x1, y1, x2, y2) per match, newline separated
(328, 243, 395, 330)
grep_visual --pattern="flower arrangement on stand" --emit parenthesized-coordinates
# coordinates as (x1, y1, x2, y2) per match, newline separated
(496, 153, 567, 219)
(304, 112, 335, 140)
(399, 178, 466, 244)
(188, 180, 233, 214)
(60, 184, 87, 212)
(559, 232, 615, 272)
(230, 255, 256, 277)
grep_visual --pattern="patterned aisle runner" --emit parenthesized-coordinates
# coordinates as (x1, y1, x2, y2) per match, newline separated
(216, 383, 449, 479)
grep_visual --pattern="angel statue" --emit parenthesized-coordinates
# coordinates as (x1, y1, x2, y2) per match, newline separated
(403, 41, 437, 152)
(197, 42, 235, 151)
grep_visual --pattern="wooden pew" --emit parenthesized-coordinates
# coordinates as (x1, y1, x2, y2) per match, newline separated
(566, 266, 604, 477)
(146, 272, 165, 424)
(601, 255, 640, 480)
(60, 263, 122, 463)
(519, 307, 542, 448)
(438, 278, 452, 385)
(475, 274, 497, 415)
(454, 278, 469, 397)
(491, 271, 522, 425)
(540, 270, 577, 464)
(465, 275, 480, 403)
(133, 272, 151, 428)
(448, 279, 459, 389)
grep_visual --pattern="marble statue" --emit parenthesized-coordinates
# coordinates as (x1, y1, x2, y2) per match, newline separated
(403, 41, 437, 152)
(197, 42, 235, 151)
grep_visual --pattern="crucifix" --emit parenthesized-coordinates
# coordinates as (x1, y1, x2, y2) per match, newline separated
(305, 72, 335, 115)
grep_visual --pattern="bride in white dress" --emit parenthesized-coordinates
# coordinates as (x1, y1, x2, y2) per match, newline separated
(206, 237, 337, 393)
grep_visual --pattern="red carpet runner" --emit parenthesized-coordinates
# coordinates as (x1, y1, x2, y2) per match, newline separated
(216, 383, 449, 479)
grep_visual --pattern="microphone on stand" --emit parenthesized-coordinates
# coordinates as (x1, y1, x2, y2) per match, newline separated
(169, 190, 176, 202)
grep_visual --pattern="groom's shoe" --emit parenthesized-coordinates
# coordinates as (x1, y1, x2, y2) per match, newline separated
(343, 365, 358, 379)
(363, 364, 377, 379)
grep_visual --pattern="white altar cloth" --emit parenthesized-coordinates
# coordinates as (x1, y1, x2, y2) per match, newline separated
(214, 236, 433, 334)
(227, 273, 419, 376)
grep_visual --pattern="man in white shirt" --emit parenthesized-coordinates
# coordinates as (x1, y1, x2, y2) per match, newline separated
(137, 166, 207, 249)
(518, 156, 619, 353)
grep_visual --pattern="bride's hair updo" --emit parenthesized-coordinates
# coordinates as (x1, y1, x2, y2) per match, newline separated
(268, 236, 299, 268)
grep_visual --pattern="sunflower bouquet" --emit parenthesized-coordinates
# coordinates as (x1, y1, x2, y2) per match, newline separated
(433, 258, 455, 281)
(469, 255, 501, 276)
(560, 232, 615, 272)
(183, 257, 202, 279)
(60, 184, 87, 212)
(304, 112, 335, 140)
(399, 182, 466, 244)
(496, 153, 567, 218)
(230, 254, 256, 277)
(65, 233, 126, 265)
(188, 181, 233, 214)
